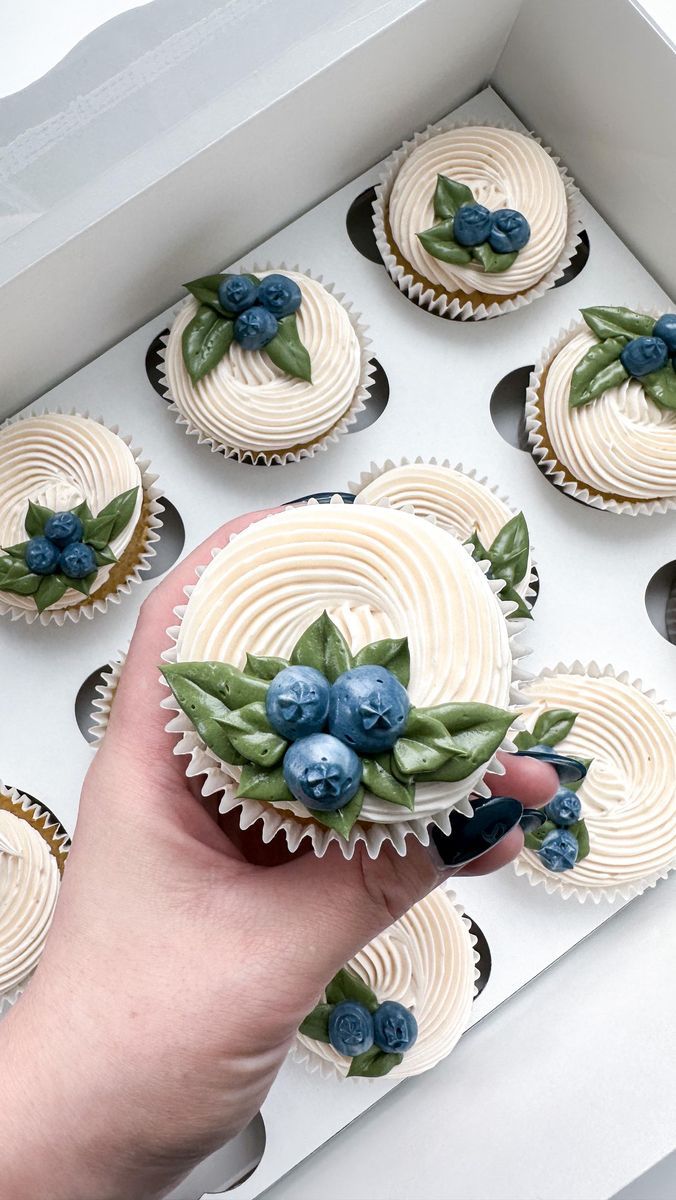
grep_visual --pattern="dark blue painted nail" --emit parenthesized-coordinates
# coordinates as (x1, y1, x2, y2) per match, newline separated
(285, 491, 356, 505)
(515, 745, 587, 785)
(430, 797, 523, 869)
(520, 807, 547, 834)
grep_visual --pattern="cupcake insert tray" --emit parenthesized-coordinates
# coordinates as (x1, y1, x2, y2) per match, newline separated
(1, 86, 675, 1199)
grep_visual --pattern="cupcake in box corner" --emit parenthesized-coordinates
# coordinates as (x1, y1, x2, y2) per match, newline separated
(161, 268, 372, 464)
(374, 123, 581, 319)
(0, 413, 162, 624)
(526, 306, 676, 513)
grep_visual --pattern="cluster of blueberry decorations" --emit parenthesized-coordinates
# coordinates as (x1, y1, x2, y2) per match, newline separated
(569, 307, 676, 410)
(0, 489, 138, 613)
(299, 966, 418, 1078)
(180, 271, 312, 383)
(515, 708, 592, 873)
(161, 611, 514, 840)
(417, 175, 530, 273)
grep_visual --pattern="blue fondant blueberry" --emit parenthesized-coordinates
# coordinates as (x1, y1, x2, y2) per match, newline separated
(653, 313, 676, 355)
(257, 274, 302, 317)
(453, 203, 492, 247)
(265, 665, 330, 740)
(283, 733, 362, 811)
(373, 1001, 418, 1054)
(43, 511, 84, 548)
(488, 209, 531, 253)
(328, 666, 410, 754)
(545, 786, 582, 827)
(218, 274, 258, 314)
(538, 828, 579, 872)
(328, 1001, 374, 1057)
(59, 542, 97, 579)
(233, 306, 278, 350)
(25, 536, 60, 575)
(620, 336, 669, 378)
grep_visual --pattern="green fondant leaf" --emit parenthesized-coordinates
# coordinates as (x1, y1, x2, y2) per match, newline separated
(361, 756, 414, 810)
(417, 220, 472, 265)
(95, 487, 140, 541)
(569, 337, 625, 407)
(524, 819, 556, 851)
(571, 358, 629, 408)
(163, 661, 269, 710)
(393, 709, 464, 777)
(488, 512, 529, 588)
(532, 708, 577, 747)
(182, 305, 234, 382)
(184, 274, 233, 317)
(353, 637, 410, 687)
(417, 702, 513, 783)
(499, 582, 532, 620)
(63, 571, 96, 598)
(244, 653, 289, 681)
(514, 729, 538, 751)
(580, 306, 654, 341)
(25, 501, 54, 538)
(219, 701, 287, 768)
(347, 1047, 403, 1079)
(160, 668, 246, 765)
(642, 365, 676, 410)
(298, 1004, 332, 1043)
(433, 175, 475, 220)
(307, 787, 364, 840)
(236, 764, 292, 803)
(94, 546, 118, 567)
(0, 557, 41, 595)
(290, 611, 353, 682)
(34, 573, 68, 613)
(2, 541, 29, 560)
(466, 528, 489, 562)
(265, 313, 312, 383)
(71, 500, 93, 525)
(326, 966, 379, 1012)
(569, 819, 590, 860)
(471, 243, 517, 273)
(81, 513, 117, 550)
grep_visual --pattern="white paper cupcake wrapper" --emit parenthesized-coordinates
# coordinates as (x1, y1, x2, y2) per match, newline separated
(160, 496, 531, 859)
(0, 779, 70, 1017)
(289, 886, 480, 1082)
(514, 661, 676, 903)
(156, 265, 375, 466)
(0, 409, 164, 626)
(373, 116, 584, 321)
(348, 456, 538, 610)
(525, 312, 676, 516)
(89, 650, 127, 748)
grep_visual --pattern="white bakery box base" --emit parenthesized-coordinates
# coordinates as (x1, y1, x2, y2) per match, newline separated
(1, 3, 675, 1198)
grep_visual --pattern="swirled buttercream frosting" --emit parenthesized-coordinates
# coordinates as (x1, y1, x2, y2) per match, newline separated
(517, 668, 676, 896)
(388, 127, 568, 297)
(164, 271, 363, 453)
(296, 889, 476, 1078)
(0, 413, 143, 612)
(0, 807, 60, 1001)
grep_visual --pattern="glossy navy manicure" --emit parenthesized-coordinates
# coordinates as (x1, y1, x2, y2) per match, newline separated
(285, 491, 356, 506)
(430, 797, 523, 871)
(515, 745, 587, 786)
(519, 807, 547, 834)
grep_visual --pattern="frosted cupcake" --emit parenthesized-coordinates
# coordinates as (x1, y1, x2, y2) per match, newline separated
(374, 123, 580, 319)
(526, 307, 676, 513)
(294, 888, 477, 1079)
(161, 498, 525, 858)
(350, 458, 534, 618)
(513, 663, 676, 901)
(0, 413, 162, 624)
(1, 782, 69, 1014)
(161, 268, 372, 464)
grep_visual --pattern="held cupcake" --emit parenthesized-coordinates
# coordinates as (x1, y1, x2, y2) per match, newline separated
(350, 458, 534, 618)
(513, 663, 676, 902)
(0, 413, 163, 624)
(526, 306, 676, 513)
(160, 268, 372, 464)
(293, 888, 477, 1079)
(374, 122, 581, 320)
(1, 781, 69, 1014)
(161, 499, 526, 858)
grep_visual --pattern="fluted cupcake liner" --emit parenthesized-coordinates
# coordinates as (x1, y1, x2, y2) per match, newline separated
(348, 456, 538, 612)
(0, 409, 164, 626)
(89, 650, 127, 748)
(514, 661, 676, 903)
(373, 116, 583, 321)
(161, 496, 531, 860)
(156, 265, 375, 466)
(525, 313, 676, 516)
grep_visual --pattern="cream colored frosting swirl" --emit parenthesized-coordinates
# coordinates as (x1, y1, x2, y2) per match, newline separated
(388, 126, 568, 296)
(175, 502, 514, 824)
(518, 671, 676, 893)
(354, 463, 532, 600)
(0, 808, 60, 1000)
(0, 414, 143, 611)
(296, 889, 475, 1079)
(541, 328, 676, 500)
(164, 271, 362, 452)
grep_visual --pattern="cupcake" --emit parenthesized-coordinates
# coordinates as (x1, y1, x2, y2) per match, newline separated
(161, 498, 526, 858)
(160, 268, 372, 464)
(526, 306, 676, 513)
(0, 413, 163, 624)
(374, 122, 580, 320)
(513, 663, 676, 902)
(350, 458, 534, 618)
(1, 781, 69, 1014)
(293, 887, 477, 1079)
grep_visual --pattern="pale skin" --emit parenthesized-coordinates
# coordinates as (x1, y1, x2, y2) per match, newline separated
(0, 508, 557, 1200)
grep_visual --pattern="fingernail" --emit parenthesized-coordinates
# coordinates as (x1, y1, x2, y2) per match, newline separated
(520, 807, 547, 834)
(428, 797, 524, 874)
(284, 492, 357, 506)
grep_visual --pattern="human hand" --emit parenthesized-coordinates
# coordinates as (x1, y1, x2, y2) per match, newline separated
(0, 506, 557, 1200)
